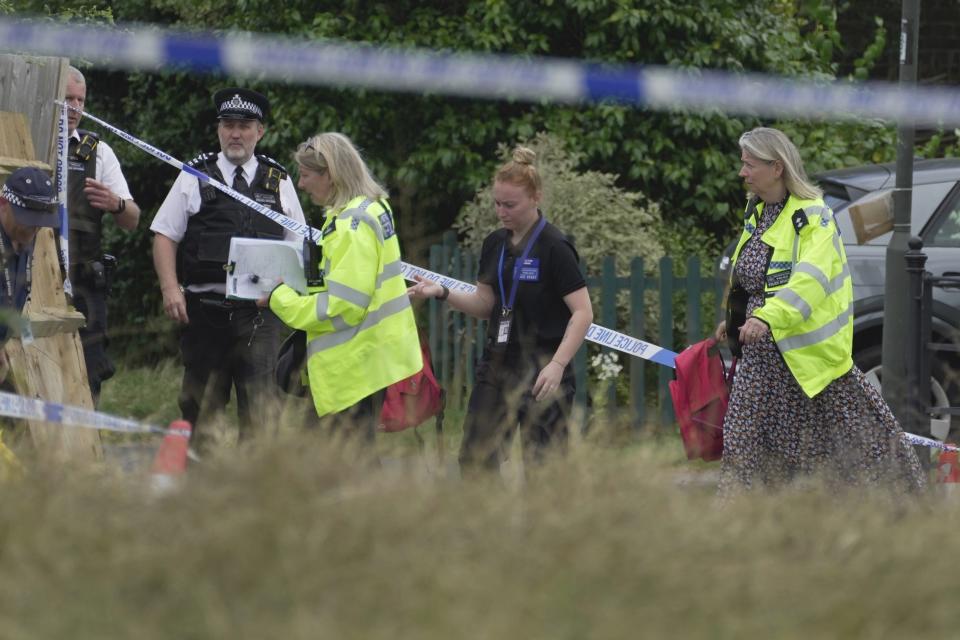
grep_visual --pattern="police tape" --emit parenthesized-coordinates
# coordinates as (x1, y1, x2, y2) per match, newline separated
(56, 102, 73, 297)
(54, 106, 679, 367)
(400, 263, 678, 368)
(0, 391, 186, 438)
(901, 431, 959, 453)
(6, 18, 960, 125)
(0, 387, 948, 458)
(54, 102, 324, 245)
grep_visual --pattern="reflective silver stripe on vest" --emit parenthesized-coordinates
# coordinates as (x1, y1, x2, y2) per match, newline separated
(828, 262, 850, 294)
(314, 261, 403, 321)
(810, 204, 842, 238)
(791, 227, 801, 267)
(773, 288, 813, 321)
(315, 292, 357, 330)
(327, 278, 372, 308)
(307, 293, 412, 357)
(793, 262, 830, 292)
(337, 199, 384, 244)
(376, 259, 403, 288)
(792, 261, 850, 297)
(315, 291, 330, 320)
(777, 306, 853, 353)
(774, 262, 851, 322)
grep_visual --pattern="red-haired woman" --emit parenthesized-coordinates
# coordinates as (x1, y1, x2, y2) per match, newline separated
(408, 147, 593, 474)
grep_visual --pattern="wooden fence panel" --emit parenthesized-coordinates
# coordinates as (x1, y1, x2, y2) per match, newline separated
(0, 54, 65, 167)
(0, 57, 101, 462)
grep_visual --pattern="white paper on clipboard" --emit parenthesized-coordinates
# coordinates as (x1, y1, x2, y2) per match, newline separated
(225, 238, 307, 300)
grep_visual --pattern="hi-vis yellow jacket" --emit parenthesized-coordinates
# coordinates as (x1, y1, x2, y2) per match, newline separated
(730, 194, 853, 398)
(270, 196, 422, 416)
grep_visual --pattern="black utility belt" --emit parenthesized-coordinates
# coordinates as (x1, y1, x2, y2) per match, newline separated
(186, 290, 258, 310)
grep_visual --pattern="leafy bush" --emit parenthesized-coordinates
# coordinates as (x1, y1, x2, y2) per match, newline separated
(455, 132, 665, 274)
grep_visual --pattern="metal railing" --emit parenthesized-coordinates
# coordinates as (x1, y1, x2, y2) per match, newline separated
(905, 237, 960, 439)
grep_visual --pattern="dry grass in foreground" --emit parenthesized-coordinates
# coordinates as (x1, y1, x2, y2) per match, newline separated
(0, 433, 951, 640)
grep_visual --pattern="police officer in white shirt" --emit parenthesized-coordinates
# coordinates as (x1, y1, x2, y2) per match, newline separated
(64, 66, 141, 404)
(151, 87, 305, 448)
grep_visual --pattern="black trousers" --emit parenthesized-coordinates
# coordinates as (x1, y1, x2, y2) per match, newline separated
(459, 348, 575, 474)
(71, 280, 114, 404)
(179, 292, 282, 446)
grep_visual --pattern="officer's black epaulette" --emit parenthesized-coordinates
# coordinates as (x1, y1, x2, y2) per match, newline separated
(256, 154, 288, 193)
(791, 209, 810, 234)
(187, 152, 219, 203)
(186, 152, 218, 170)
(256, 154, 286, 176)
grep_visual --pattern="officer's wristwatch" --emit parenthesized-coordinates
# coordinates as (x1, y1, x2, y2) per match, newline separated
(437, 285, 450, 301)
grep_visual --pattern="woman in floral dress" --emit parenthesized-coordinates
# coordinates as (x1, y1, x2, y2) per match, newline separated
(715, 127, 926, 495)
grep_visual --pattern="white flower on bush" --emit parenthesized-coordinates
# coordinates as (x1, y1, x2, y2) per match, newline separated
(590, 352, 623, 382)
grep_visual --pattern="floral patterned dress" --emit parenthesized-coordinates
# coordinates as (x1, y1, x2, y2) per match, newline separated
(718, 198, 927, 495)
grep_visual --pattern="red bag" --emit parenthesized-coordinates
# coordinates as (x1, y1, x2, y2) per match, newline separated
(379, 337, 445, 433)
(668, 338, 735, 462)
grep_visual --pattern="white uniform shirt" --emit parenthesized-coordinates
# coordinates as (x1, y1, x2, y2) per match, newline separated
(151, 152, 306, 292)
(71, 129, 134, 200)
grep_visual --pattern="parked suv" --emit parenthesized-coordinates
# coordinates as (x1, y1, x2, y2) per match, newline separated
(718, 158, 960, 438)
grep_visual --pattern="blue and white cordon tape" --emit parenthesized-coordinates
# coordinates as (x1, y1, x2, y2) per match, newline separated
(902, 432, 960, 454)
(0, 391, 186, 438)
(55, 102, 323, 245)
(63, 105, 679, 368)
(55, 103, 72, 297)
(0, 388, 949, 455)
(6, 18, 960, 126)
(400, 263, 677, 368)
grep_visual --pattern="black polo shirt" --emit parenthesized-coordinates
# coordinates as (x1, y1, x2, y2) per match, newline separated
(477, 216, 585, 356)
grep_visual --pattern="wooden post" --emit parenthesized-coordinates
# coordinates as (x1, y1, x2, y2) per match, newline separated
(686, 256, 702, 346)
(658, 256, 674, 427)
(629, 257, 645, 431)
(601, 256, 617, 414)
(0, 54, 101, 461)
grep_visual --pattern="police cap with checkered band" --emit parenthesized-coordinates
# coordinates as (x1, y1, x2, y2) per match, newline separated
(1, 167, 59, 228)
(213, 87, 270, 122)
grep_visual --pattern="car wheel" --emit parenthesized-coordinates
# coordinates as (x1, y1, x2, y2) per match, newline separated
(854, 344, 954, 441)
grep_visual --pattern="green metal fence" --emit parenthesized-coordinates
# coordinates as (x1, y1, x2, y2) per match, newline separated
(422, 231, 724, 429)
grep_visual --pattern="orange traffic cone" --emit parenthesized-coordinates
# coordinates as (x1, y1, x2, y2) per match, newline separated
(151, 420, 192, 493)
(937, 449, 960, 492)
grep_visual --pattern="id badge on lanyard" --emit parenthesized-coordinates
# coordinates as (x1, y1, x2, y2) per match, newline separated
(496, 216, 547, 347)
(497, 309, 513, 345)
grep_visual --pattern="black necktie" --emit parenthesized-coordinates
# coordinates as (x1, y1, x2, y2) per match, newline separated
(232, 166, 248, 193)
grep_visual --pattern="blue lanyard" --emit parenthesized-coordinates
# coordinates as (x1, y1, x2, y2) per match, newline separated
(497, 214, 547, 313)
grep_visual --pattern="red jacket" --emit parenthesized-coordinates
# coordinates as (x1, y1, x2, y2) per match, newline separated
(669, 338, 732, 462)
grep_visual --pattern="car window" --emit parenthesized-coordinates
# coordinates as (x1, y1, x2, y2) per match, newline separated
(927, 191, 960, 247)
(864, 182, 955, 245)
